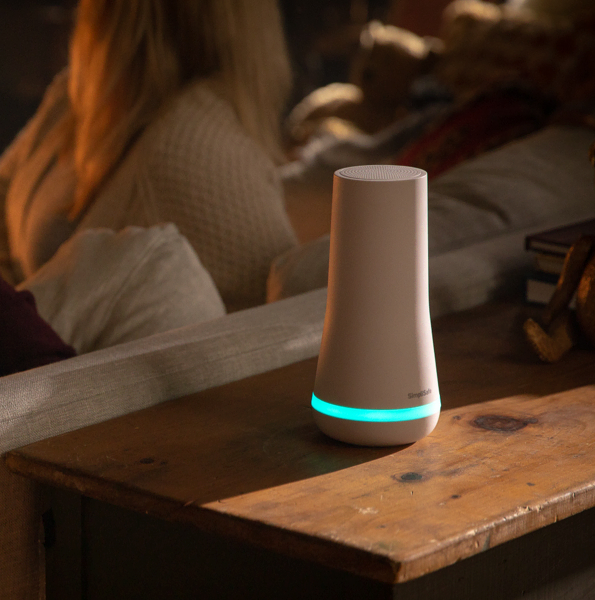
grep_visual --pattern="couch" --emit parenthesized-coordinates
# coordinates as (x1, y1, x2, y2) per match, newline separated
(2, 125, 595, 599)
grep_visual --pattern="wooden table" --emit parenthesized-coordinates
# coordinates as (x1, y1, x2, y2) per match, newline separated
(5, 301, 595, 599)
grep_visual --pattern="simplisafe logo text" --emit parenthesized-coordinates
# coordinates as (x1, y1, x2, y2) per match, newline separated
(408, 388, 432, 400)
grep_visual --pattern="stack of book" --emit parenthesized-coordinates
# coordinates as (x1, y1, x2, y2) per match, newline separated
(524, 218, 595, 305)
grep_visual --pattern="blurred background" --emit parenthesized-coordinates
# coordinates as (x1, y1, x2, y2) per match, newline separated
(0, 0, 470, 154)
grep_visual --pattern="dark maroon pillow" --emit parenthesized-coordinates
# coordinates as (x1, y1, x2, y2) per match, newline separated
(0, 277, 76, 376)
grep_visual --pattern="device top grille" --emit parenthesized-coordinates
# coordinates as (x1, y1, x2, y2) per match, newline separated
(336, 165, 426, 181)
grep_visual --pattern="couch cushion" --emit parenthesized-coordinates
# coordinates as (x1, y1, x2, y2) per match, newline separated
(266, 226, 552, 317)
(269, 126, 595, 310)
(427, 126, 595, 255)
(19, 224, 226, 354)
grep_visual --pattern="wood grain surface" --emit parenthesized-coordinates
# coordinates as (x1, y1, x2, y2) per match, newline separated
(206, 386, 595, 583)
(5, 301, 595, 585)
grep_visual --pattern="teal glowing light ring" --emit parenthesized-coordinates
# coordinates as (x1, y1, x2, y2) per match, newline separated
(312, 394, 440, 423)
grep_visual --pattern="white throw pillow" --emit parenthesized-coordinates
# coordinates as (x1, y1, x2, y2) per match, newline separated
(19, 224, 226, 354)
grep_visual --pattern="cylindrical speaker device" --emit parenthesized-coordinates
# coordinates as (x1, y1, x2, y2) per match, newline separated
(312, 165, 440, 446)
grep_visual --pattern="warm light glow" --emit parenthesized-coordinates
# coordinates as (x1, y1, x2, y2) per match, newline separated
(311, 394, 440, 422)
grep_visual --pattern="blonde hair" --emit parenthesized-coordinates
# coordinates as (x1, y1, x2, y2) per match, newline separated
(64, 0, 292, 219)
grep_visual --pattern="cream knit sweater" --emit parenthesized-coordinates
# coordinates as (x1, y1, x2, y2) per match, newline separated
(0, 71, 297, 309)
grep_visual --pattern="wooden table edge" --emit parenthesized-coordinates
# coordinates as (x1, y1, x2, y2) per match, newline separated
(7, 386, 595, 586)
(3, 451, 399, 583)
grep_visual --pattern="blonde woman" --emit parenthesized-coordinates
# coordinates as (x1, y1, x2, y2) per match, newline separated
(0, 0, 298, 310)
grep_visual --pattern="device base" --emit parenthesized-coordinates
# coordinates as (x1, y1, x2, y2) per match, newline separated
(313, 409, 440, 447)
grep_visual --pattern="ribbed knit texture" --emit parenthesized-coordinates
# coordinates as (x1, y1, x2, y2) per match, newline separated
(0, 72, 298, 309)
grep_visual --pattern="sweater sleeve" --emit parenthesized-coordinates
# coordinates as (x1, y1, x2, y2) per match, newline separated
(143, 86, 298, 309)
